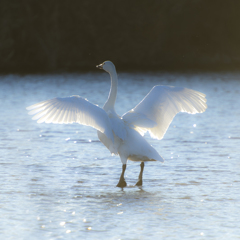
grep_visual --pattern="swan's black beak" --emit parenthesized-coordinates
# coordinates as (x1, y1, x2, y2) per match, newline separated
(96, 63, 103, 69)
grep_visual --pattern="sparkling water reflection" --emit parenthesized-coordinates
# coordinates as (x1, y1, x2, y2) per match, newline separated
(0, 72, 239, 239)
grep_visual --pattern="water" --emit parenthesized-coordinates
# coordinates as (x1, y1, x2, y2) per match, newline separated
(0, 72, 239, 239)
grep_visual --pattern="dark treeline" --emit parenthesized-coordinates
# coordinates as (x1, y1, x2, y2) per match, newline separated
(1, 0, 240, 73)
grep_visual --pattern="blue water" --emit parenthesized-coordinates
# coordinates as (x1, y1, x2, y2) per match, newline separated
(0, 72, 239, 239)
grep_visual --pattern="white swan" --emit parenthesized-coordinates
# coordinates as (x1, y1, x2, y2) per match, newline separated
(27, 61, 207, 187)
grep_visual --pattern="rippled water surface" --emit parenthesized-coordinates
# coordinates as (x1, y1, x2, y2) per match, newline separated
(0, 72, 239, 239)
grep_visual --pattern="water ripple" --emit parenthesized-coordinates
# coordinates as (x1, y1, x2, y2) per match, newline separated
(0, 73, 240, 239)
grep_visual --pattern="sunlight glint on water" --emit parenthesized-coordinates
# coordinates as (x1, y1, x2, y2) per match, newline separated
(0, 72, 239, 239)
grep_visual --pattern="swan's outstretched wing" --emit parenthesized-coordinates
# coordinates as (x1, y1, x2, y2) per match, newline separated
(122, 86, 207, 140)
(27, 95, 114, 142)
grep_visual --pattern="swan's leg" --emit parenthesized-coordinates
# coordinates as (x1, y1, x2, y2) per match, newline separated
(135, 162, 144, 186)
(116, 164, 127, 188)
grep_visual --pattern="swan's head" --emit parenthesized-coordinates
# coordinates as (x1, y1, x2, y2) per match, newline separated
(96, 61, 116, 73)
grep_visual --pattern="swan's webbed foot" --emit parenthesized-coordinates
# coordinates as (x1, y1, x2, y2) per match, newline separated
(116, 177, 127, 188)
(135, 179, 142, 186)
(116, 164, 127, 188)
(135, 162, 144, 186)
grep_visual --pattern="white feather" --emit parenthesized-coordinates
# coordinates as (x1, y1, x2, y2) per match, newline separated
(122, 85, 207, 140)
(27, 95, 114, 143)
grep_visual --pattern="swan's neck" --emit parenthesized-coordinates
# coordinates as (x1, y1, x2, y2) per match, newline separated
(103, 70, 118, 113)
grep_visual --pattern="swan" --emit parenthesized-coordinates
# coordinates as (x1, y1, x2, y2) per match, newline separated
(26, 61, 207, 188)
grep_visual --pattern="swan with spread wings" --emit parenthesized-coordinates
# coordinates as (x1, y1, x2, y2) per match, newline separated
(27, 61, 207, 187)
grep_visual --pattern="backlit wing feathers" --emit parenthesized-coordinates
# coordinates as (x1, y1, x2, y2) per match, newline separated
(27, 95, 114, 142)
(122, 86, 207, 140)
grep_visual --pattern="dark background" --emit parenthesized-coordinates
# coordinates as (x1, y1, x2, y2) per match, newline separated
(1, 0, 240, 73)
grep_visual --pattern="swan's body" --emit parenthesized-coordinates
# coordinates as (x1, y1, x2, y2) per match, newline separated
(27, 61, 207, 187)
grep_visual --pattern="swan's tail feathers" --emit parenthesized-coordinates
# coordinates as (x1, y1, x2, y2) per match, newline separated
(157, 155, 164, 163)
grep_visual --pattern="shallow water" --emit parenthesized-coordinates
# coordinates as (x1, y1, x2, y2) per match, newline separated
(0, 72, 239, 239)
